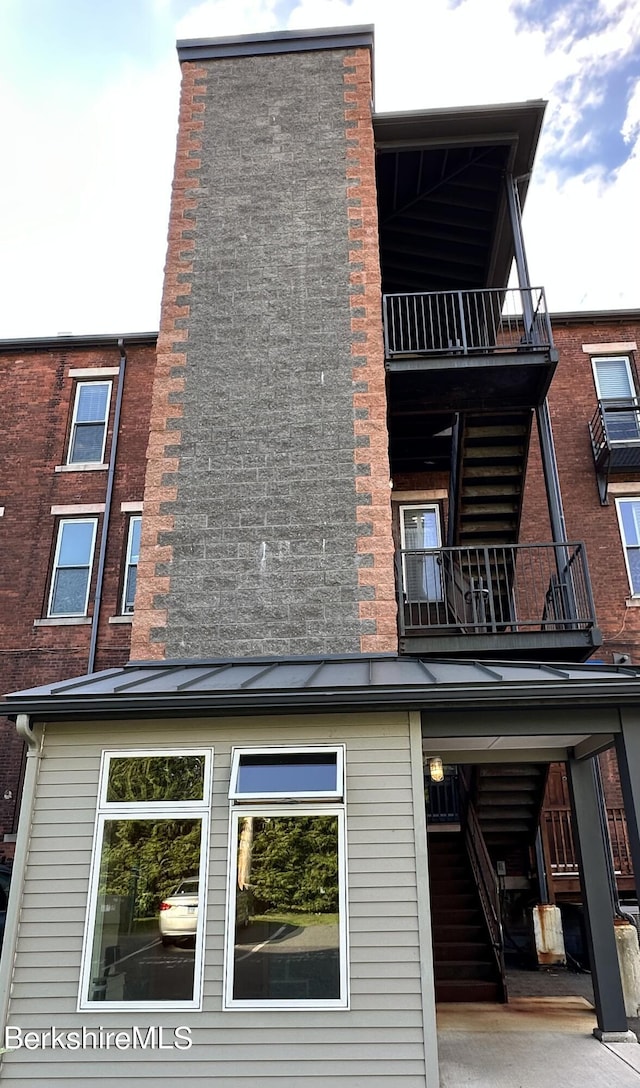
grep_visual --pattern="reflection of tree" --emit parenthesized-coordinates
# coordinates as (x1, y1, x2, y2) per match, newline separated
(106, 756, 204, 803)
(247, 816, 338, 913)
(100, 819, 201, 917)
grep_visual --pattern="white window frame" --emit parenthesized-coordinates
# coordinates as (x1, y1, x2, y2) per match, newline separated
(399, 503, 443, 602)
(121, 514, 142, 614)
(79, 748, 213, 1012)
(229, 744, 344, 801)
(47, 517, 98, 618)
(67, 380, 112, 465)
(224, 745, 348, 1011)
(615, 498, 640, 597)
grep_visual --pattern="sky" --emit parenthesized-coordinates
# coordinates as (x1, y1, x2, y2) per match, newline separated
(0, 0, 638, 339)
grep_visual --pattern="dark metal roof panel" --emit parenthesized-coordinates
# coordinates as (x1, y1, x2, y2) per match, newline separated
(177, 25, 374, 63)
(5, 654, 640, 721)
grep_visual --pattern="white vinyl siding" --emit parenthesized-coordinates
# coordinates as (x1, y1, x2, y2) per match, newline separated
(4, 714, 429, 1088)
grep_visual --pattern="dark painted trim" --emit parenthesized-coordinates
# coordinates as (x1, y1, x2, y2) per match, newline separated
(0, 332, 157, 353)
(177, 25, 374, 62)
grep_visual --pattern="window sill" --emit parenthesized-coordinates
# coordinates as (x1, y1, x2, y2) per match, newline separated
(625, 598, 640, 608)
(108, 615, 133, 625)
(34, 617, 92, 627)
(55, 463, 108, 473)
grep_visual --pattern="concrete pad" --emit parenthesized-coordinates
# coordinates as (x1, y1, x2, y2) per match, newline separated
(436, 996, 597, 1033)
(438, 1030, 640, 1087)
(437, 1000, 640, 1087)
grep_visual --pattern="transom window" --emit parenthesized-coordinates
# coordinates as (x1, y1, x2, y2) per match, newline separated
(80, 750, 212, 1010)
(68, 381, 111, 464)
(616, 499, 640, 596)
(48, 518, 97, 617)
(225, 746, 348, 1009)
(121, 515, 141, 614)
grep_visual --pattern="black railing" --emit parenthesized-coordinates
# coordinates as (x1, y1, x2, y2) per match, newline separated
(396, 542, 596, 636)
(590, 398, 640, 461)
(383, 286, 552, 358)
(426, 768, 460, 824)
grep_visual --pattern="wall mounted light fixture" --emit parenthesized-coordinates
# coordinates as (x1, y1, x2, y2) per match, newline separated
(427, 757, 444, 783)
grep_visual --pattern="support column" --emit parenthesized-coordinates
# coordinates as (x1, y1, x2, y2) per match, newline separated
(615, 709, 640, 890)
(567, 754, 629, 1037)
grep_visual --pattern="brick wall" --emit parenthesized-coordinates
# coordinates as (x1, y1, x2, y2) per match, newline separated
(133, 40, 396, 659)
(0, 338, 155, 852)
(521, 317, 640, 664)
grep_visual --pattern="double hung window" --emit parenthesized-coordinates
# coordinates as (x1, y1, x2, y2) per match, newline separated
(225, 747, 348, 1009)
(48, 518, 97, 617)
(616, 499, 640, 596)
(122, 515, 141, 614)
(68, 381, 111, 464)
(80, 750, 212, 1009)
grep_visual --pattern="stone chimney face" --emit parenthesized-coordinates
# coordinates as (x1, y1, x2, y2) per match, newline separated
(131, 32, 396, 660)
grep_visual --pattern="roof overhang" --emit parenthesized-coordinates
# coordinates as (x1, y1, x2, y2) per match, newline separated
(374, 100, 546, 292)
(5, 654, 640, 727)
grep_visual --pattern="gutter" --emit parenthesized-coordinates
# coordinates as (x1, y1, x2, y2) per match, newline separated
(0, 715, 42, 1050)
(87, 339, 127, 674)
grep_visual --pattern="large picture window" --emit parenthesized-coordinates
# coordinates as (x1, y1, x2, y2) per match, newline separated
(225, 747, 348, 1010)
(79, 750, 211, 1010)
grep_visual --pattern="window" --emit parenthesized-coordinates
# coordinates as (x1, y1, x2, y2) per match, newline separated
(616, 499, 640, 596)
(592, 356, 640, 442)
(48, 518, 98, 617)
(121, 515, 141, 613)
(80, 750, 212, 1010)
(225, 746, 348, 1009)
(68, 381, 111, 464)
(399, 504, 442, 601)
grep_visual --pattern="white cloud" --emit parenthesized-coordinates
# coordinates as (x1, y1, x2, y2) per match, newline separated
(0, 0, 637, 339)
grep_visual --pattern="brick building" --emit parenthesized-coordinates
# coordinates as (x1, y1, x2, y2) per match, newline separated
(2, 25, 640, 1088)
(0, 333, 156, 856)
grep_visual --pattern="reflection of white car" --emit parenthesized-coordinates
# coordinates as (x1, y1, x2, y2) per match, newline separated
(159, 877, 199, 945)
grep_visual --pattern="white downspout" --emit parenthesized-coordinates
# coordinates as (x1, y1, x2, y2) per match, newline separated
(0, 714, 42, 1052)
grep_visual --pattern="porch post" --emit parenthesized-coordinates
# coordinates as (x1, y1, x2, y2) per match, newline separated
(567, 754, 628, 1036)
(615, 709, 640, 888)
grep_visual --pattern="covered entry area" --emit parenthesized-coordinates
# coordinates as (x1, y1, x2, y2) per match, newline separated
(421, 675, 640, 1039)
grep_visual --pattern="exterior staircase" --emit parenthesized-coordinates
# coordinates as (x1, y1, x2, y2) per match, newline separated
(474, 764, 549, 850)
(428, 830, 505, 1002)
(451, 411, 532, 547)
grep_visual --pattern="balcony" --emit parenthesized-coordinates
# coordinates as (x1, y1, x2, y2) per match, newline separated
(396, 542, 601, 660)
(383, 287, 557, 411)
(542, 804, 635, 896)
(590, 398, 640, 504)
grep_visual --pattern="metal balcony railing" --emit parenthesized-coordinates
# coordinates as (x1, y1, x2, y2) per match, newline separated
(590, 398, 640, 460)
(396, 542, 596, 637)
(589, 399, 640, 503)
(383, 286, 553, 359)
(543, 805, 633, 880)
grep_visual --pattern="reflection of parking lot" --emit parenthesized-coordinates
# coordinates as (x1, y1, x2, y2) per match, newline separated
(233, 920, 339, 1000)
(96, 934, 195, 1002)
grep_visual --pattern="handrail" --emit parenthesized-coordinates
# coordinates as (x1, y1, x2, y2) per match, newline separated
(383, 286, 553, 358)
(465, 800, 506, 996)
(395, 541, 596, 636)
